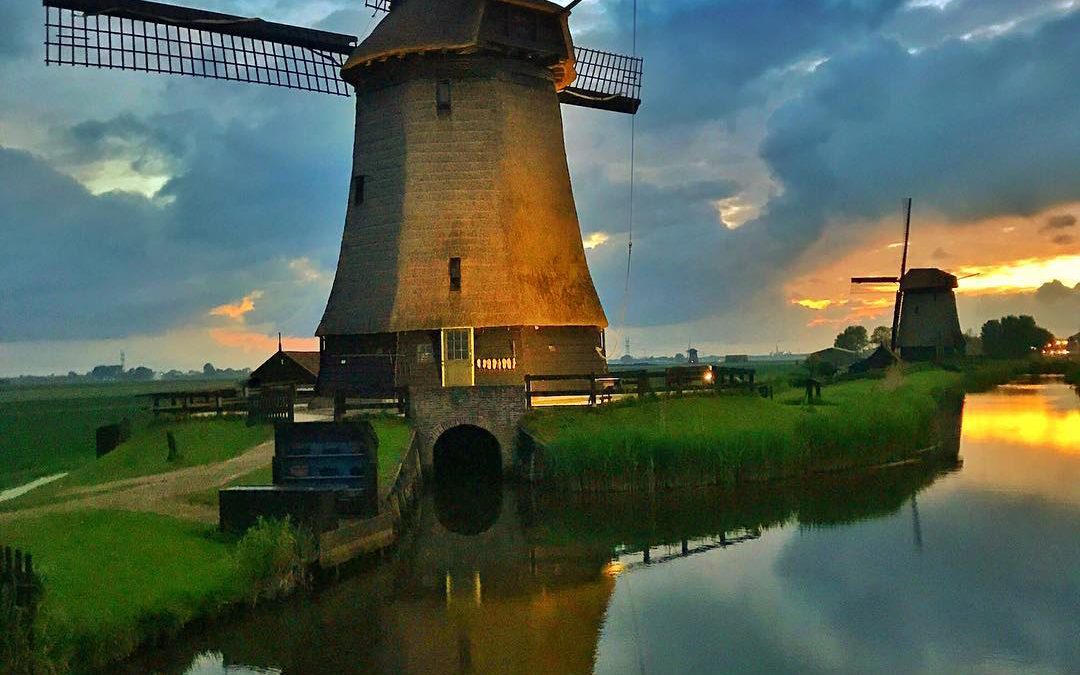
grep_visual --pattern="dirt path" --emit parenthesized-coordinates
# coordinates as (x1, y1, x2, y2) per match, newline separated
(0, 440, 275, 525)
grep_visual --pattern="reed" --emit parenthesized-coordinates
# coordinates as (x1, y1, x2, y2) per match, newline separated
(524, 369, 964, 490)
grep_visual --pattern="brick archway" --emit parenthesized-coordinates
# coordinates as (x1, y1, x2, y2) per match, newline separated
(408, 385, 527, 473)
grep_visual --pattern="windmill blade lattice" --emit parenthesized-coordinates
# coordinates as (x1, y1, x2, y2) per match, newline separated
(560, 46, 642, 114)
(44, 0, 357, 95)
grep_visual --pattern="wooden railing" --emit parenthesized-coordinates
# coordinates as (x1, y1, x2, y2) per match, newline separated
(525, 366, 766, 409)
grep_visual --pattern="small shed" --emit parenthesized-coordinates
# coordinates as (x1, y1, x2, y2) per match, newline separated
(249, 350, 320, 390)
(849, 344, 900, 373)
(807, 347, 861, 370)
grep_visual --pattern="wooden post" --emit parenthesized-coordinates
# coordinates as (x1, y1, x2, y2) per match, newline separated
(589, 373, 597, 408)
(334, 394, 346, 422)
(525, 375, 533, 410)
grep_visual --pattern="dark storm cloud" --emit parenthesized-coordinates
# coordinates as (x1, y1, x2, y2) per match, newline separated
(1040, 214, 1076, 232)
(602, 8, 1080, 328)
(0, 83, 353, 340)
(2, 0, 1078, 349)
(582, 0, 907, 130)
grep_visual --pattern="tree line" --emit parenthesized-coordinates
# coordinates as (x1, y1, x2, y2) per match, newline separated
(832, 315, 1057, 358)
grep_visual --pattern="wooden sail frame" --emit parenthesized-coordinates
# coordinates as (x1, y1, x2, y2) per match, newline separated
(43, 0, 357, 95)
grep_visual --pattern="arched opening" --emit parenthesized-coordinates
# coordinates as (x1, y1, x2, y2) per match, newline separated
(433, 425, 502, 535)
(433, 424, 502, 482)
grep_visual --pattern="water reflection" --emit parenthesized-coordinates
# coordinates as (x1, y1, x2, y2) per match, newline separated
(134, 380, 1080, 675)
(960, 380, 1080, 453)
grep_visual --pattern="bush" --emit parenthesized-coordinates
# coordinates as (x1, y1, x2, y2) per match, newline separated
(233, 518, 315, 605)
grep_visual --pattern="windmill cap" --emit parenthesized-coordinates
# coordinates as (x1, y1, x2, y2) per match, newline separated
(900, 268, 958, 291)
(341, 0, 576, 89)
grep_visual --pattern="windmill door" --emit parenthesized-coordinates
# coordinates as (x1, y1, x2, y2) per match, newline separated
(441, 328, 475, 387)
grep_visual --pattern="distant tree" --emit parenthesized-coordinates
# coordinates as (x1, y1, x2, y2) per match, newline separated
(963, 329, 983, 356)
(870, 325, 892, 348)
(126, 366, 155, 381)
(980, 315, 1053, 359)
(674, 352, 687, 363)
(202, 363, 217, 377)
(834, 325, 869, 352)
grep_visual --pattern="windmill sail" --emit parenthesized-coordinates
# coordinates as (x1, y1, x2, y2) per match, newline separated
(43, 0, 357, 95)
(560, 46, 642, 114)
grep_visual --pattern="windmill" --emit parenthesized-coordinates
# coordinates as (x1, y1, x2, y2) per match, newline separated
(42, 0, 643, 394)
(851, 199, 965, 361)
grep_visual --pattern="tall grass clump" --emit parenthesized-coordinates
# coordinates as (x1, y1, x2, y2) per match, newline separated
(233, 517, 315, 605)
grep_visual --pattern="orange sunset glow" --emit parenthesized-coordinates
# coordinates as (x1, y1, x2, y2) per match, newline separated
(785, 204, 1080, 332)
(208, 327, 318, 354)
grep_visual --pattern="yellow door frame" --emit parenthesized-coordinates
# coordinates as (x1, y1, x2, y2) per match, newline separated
(441, 327, 475, 387)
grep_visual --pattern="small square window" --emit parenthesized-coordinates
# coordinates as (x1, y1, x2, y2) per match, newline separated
(416, 343, 433, 364)
(449, 257, 461, 292)
(352, 175, 365, 206)
(436, 80, 452, 116)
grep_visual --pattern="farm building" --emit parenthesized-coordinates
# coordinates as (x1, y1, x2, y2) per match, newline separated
(249, 350, 320, 390)
(849, 344, 900, 373)
(807, 347, 861, 371)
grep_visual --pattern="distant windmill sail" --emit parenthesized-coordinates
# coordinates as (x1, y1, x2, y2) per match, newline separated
(851, 198, 912, 351)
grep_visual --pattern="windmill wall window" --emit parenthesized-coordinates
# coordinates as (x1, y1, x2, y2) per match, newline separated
(436, 80, 452, 116)
(449, 257, 462, 291)
(352, 175, 365, 206)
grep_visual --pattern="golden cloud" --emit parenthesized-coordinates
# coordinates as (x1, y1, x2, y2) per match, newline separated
(209, 290, 264, 321)
(582, 232, 611, 250)
(956, 254, 1080, 295)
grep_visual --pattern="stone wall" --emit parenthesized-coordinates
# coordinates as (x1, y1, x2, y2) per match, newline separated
(407, 384, 527, 472)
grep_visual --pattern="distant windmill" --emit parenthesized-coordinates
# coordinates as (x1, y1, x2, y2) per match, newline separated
(42, 0, 644, 393)
(851, 199, 965, 361)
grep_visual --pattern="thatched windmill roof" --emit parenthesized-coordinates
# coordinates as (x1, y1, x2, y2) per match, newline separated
(343, 0, 576, 88)
(900, 268, 958, 291)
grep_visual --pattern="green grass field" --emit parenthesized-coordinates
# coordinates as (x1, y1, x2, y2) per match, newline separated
(0, 380, 244, 489)
(525, 368, 963, 488)
(4, 510, 241, 671)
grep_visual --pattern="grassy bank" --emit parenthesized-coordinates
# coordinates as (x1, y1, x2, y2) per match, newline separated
(0, 380, 244, 490)
(3, 417, 414, 673)
(1, 417, 272, 513)
(524, 368, 963, 490)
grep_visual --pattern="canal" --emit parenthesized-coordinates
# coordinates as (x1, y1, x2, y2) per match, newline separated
(126, 378, 1079, 674)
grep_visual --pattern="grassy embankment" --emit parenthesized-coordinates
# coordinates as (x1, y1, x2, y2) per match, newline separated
(524, 367, 964, 490)
(1, 416, 271, 513)
(0, 380, 243, 490)
(2, 384, 413, 673)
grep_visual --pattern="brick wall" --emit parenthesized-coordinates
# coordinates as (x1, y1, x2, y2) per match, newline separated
(408, 384, 528, 472)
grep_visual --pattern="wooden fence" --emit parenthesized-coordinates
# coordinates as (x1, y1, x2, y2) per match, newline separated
(145, 388, 244, 416)
(246, 384, 296, 425)
(1, 545, 41, 661)
(1, 546, 38, 610)
(525, 365, 767, 409)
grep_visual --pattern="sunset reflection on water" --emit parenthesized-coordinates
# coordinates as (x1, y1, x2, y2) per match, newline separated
(960, 380, 1080, 453)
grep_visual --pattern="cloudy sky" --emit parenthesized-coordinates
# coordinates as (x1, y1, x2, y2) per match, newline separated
(1, 0, 1078, 375)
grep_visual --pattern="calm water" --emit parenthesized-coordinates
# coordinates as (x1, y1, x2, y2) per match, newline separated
(129, 379, 1080, 675)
